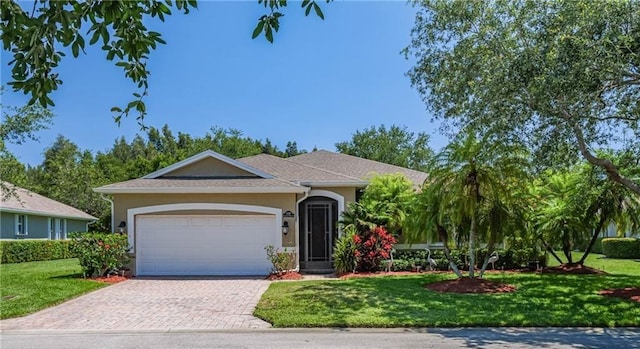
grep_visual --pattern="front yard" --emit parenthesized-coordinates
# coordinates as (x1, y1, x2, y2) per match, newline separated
(255, 254, 640, 327)
(0, 258, 107, 319)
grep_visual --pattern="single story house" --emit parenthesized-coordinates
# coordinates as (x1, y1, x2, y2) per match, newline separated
(94, 150, 428, 276)
(1, 182, 97, 239)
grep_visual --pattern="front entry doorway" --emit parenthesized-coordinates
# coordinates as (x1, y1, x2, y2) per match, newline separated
(299, 197, 338, 271)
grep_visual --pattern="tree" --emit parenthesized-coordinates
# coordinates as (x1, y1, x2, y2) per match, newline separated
(409, 132, 530, 278)
(1, 0, 330, 124)
(0, 99, 53, 193)
(405, 0, 640, 195)
(340, 174, 415, 237)
(336, 124, 434, 171)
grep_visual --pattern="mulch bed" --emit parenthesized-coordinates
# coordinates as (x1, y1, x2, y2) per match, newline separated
(266, 271, 304, 280)
(598, 287, 640, 303)
(89, 275, 130, 284)
(425, 277, 517, 294)
(542, 264, 606, 275)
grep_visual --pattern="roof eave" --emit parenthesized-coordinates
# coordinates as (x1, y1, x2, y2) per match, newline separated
(93, 186, 309, 194)
(0, 207, 97, 221)
(299, 181, 368, 188)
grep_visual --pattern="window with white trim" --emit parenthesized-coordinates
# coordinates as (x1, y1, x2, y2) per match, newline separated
(15, 214, 28, 236)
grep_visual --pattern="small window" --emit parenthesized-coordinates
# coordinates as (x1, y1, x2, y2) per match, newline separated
(16, 214, 28, 236)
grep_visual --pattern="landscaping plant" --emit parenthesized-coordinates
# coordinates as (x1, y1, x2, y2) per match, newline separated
(332, 226, 358, 274)
(70, 232, 129, 277)
(354, 226, 396, 272)
(264, 245, 295, 274)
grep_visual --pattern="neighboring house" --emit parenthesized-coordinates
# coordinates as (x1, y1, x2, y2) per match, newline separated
(94, 150, 428, 276)
(0, 182, 97, 240)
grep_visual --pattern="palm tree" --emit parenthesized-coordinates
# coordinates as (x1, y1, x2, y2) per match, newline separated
(410, 132, 530, 278)
(577, 161, 640, 264)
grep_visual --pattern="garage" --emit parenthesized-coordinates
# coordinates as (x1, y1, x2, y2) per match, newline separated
(135, 214, 277, 276)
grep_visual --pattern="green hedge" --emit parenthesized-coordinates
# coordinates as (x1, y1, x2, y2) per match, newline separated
(601, 238, 640, 259)
(392, 247, 547, 271)
(0, 240, 76, 264)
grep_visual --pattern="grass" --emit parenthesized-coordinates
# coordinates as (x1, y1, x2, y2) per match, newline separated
(255, 271, 640, 327)
(0, 258, 108, 319)
(547, 251, 640, 276)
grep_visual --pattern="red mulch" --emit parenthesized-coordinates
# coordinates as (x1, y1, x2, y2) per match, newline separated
(425, 277, 517, 294)
(598, 287, 640, 303)
(266, 271, 304, 280)
(543, 264, 606, 275)
(89, 275, 129, 284)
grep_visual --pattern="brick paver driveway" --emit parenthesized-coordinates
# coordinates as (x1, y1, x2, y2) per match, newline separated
(0, 277, 271, 331)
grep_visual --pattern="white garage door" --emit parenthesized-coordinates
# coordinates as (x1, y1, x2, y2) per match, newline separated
(136, 215, 277, 276)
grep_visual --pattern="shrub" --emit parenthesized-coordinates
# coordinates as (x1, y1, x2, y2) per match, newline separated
(0, 240, 75, 264)
(602, 238, 640, 259)
(333, 226, 358, 274)
(391, 259, 411, 271)
(264, 245, 296, 274)
(354, 226, 396, 272)
(70, 232, 130, 277)
(393, 247, 547, 271)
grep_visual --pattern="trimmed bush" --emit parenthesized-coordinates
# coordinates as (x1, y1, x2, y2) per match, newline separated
(394, 247, 547, 271)
(70, 232, 130, 277)
(602, 238, 640, 259)
(0, 239, 75, 264)
(264, 245, 296, 274)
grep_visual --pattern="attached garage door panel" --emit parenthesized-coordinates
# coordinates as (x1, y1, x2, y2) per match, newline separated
(136, 215, 276, 275)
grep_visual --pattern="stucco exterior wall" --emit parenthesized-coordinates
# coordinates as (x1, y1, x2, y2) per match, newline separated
(113, 193, 299, 248)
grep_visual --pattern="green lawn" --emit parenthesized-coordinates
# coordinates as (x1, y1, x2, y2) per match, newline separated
(255, 272, 640, 327)
(547, 251, 640, 276)
(0, 258, 108, 319)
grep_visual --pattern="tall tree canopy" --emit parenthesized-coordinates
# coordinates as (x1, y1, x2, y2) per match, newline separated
(405, 0, 640, 195)
(1, 0, 330, 124)
(335, 124, 433, 171)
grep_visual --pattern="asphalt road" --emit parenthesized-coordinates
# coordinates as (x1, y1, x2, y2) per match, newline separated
(1, 328, 638, 349)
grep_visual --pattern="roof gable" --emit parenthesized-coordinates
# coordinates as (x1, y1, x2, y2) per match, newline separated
(143, 150, 274, 179)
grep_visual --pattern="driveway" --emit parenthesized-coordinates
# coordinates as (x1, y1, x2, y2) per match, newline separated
(0, 277, 271, 331)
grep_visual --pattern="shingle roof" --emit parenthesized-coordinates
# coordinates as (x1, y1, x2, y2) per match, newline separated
(238, 154, 367, 186)
(94, 177, 306, 193)
(286, 150, 428, 186)
(1, 182, 96, 220)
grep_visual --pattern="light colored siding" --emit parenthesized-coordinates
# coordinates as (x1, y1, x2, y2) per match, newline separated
(1, 212, 16, 238)
(26, 215, 49, 239)
(162, 157, 255, 178)
(67, 219, 89, 234)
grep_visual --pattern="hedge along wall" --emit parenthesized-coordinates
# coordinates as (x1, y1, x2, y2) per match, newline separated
(601, 238, 640, 259)
(0, 240, 76, 264)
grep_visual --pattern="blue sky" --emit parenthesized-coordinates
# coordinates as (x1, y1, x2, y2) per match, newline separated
(2, 1, 447, 166)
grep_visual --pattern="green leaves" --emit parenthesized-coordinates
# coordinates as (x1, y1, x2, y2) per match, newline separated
(252, 0, 332, 43)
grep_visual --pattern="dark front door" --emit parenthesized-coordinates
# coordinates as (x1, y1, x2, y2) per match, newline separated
(299, 198, 337, 270)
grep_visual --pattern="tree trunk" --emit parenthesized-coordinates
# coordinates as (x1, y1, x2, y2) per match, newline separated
(478, 240, 496, 278)
(468, 206, 477, 278)
(542, 239, 564, 264)
(578, 214, 608, 265)
(437, 225, 463, 278)
(562, 232, 573, 264)
(570, 120, 640, 196)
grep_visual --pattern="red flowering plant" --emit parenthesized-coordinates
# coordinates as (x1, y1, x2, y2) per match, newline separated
(70, 232, 130, 277)
(354, 226, 396, 272)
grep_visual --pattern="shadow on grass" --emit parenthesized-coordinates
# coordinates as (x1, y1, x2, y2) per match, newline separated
(256, 273, 640, 327)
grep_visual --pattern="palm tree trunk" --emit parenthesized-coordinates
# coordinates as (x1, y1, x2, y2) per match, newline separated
(478, 238, 496, 278)
(437, 225, 463, 278)
(542, 239, 564, 264)
(578, 214, 608, 265)
(468, 210, 477, 278)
